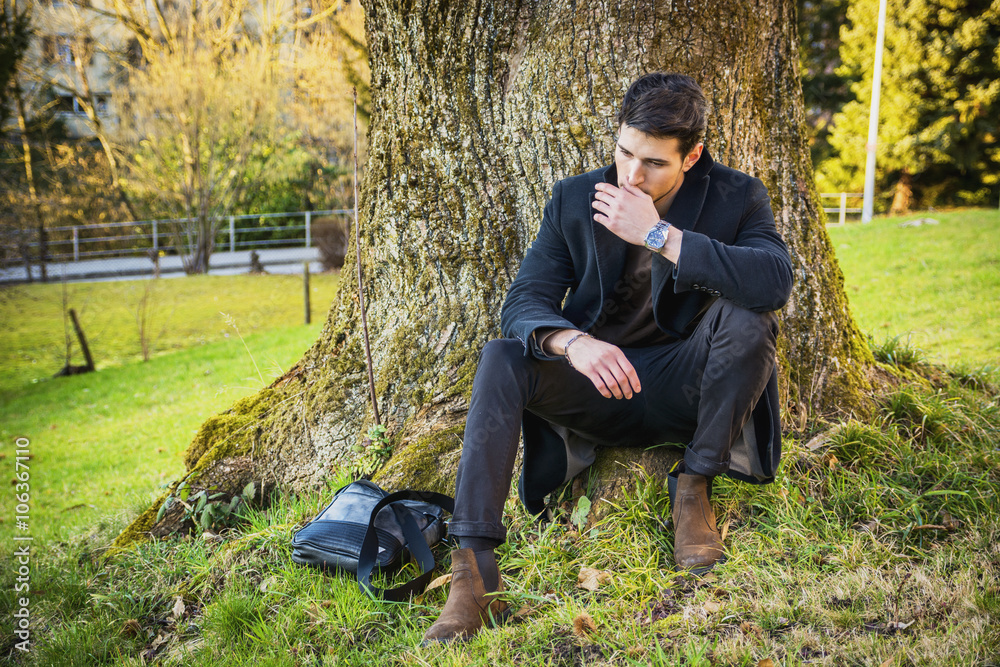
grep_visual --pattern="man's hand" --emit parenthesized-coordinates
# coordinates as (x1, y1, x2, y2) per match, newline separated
(592, 182, 660, 247)
(544, 329, 641, 399)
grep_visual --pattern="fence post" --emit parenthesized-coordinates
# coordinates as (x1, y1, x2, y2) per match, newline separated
(73, 227, 79, 262)
(305, 211, 312, 248)
(152, 220, 158, 252)
(839, 192, 848, 225)
(229, 216, 236, 253)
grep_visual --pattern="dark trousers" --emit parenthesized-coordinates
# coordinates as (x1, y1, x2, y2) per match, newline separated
(449, 299, 778, 543)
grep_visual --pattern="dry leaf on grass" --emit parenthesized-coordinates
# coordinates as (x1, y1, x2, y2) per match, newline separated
(702, 600, 721, 614)
(514, 605, 534, 619)
(304, 602, 326, 622)
(577, 567, 612, 591)
(572, 611, 598, 638)
(171, 596, 185, 619)
(120, 619, 141, 637)
(425, 573, 452, 591)
(758, 660, 775, 667)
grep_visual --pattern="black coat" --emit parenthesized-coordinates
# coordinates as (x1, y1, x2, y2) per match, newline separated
(499, 150, 794, 513)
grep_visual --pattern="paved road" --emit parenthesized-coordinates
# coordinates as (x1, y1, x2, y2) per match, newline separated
(0, 247, 323, 284)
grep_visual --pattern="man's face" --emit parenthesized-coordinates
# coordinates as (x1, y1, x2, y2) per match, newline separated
(614, 124, 703, 211)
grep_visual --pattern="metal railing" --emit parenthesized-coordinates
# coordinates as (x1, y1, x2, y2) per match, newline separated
(1, 209, 354, 283)
(821, 193, 864, 225)
(18, 210, 350, 264)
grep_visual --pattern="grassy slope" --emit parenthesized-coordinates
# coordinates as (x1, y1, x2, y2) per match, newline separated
(827, 208, 1000, 368)
(0, 273, 339, 544)
(0, 273, 339, 394)
(2, 218, 1000, 665)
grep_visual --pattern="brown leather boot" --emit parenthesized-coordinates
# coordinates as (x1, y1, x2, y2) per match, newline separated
(672, 473, 724, 572)
(422, 548, 509, 644)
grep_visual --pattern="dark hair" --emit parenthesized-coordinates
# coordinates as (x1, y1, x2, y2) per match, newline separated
(615, 73, 707, 155)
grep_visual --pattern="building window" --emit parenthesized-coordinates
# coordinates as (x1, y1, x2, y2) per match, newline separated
(54, 95, 83, 115)
(41, 35, 94, 66)
(53, 94, 110, 116)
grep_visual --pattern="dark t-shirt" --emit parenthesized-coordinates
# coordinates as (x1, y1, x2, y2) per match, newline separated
(590, 243, 675, 348)
(535, 244, 676, 353)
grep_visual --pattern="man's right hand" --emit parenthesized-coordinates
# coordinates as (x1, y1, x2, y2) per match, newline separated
(544, 329, 641, 400)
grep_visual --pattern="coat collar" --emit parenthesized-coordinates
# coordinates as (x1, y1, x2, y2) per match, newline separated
(585, 149, 715, 328)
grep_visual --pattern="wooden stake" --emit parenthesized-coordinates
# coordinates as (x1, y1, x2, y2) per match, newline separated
(354, 88, 381, 427)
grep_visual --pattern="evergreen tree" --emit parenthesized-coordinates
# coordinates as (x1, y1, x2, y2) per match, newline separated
(818, 0, 1000, 212)
(798, 0, 853, 166)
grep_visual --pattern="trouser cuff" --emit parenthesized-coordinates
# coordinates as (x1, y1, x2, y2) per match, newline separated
(684, 447, 730, 478)
(447, 520, 507, 544)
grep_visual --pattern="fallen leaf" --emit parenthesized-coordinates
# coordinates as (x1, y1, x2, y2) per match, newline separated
(120, 619, 141, 637)
(572, 611, 598, 638)
(941, 511, 960, 531)
(702, 600, 721, 614)
(304, 602, 325, 621)
(259, 575, 277, 593)
(171, 596, 185, 619)
(577, 567, 612, 591)
(825, 453, 839, 469)
(805, 425, 842, 450)
(720, 518, 731, 542)
(879, 658, 894, 667)
(758, 660, 775, 667)
(514, 605, 534, 618)
(425, 573, 452, 592)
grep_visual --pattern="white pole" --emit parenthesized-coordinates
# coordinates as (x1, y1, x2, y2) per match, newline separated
(862, 0, 888, 223)
(229, 215, 236, 253)
(305, 211, 311, 248)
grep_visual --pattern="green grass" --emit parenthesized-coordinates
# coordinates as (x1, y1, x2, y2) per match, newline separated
(3, 215, 1000, 664)
(3, 370, 999, 664)
(0, 273, 339, 394)
(827, 208, 1000, 368)
(0, 273, 340, 545)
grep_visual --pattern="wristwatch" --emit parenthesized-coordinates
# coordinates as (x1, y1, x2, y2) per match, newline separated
(643, 220, 672, 252)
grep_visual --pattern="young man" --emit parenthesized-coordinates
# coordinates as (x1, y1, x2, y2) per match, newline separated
(423, 73, 794, 643)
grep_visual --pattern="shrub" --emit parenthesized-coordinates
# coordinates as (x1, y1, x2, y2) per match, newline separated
(312, 216, 349, 270)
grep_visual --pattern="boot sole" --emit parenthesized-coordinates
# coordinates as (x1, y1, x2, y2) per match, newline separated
(419, 605, 513, 646)
(673, 553, 728, 577)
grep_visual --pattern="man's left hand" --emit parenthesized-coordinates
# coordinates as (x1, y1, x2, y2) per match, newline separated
(592, 183, 660, 246)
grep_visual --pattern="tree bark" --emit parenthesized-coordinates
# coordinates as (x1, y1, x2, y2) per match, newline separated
(116, 0, 876, 545)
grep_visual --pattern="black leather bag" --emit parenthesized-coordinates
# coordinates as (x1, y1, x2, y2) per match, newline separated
(291, 480, 454, 600)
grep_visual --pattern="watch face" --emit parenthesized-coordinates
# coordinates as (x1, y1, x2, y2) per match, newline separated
(645, 227, 666, 250)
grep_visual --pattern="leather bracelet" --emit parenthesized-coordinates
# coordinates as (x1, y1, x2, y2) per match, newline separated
(563, 332, 592, 369)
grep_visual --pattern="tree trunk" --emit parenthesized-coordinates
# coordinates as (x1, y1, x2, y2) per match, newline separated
(116, 0, 875, 545)
(890, 168, 913, 216)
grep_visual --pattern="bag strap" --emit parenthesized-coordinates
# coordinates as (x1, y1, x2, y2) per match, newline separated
(357, 490, 454, 601)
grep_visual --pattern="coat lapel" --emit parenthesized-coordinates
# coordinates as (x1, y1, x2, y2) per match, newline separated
(664, 149, 713, 233)
(651, 150, 714, 305)
(589, 166, 628, 315)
